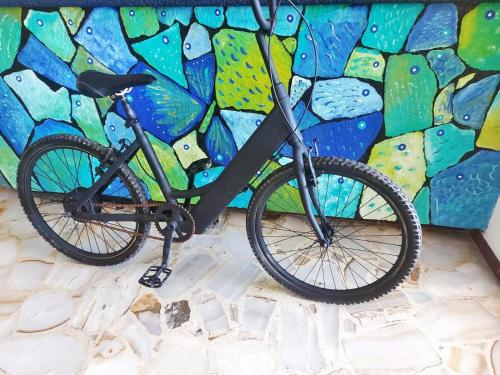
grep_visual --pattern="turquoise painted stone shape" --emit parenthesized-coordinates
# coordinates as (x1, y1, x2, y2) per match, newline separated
(424, 124, 475, 177)
(293, 101, 321, 131)
(406, 3, 458, 52)
(384, 54, 437, 136)
(104, 112, 135, 145)
(413, 187, 430, 225)
(361, 3, 424, 53)
(294, 5, 368, 78)
(75, 8, 138, 74)
(220, 110, 265, 149)
(4, 70, 71, 122)
(24, 10, 76, 62)
(451, 74, 500, 129)
(0, 78, 35, 155)
(311, 78, 383, 120)
(120, 7, 159, 38)
(430, 151, 500, 229)
(71, 95, 109, 146)
(0, 133, 19, 187)
(426, 49, 465, 88)
(194, 6, 224, 29)
(183, 23, 212, 60)
(133, 24, 187, 88)
(0, 8, 22, 74)
(71, 46, 114, 76)
(157, 7, 192, 26)
(289, 76, 311, 107)
(31, 119, 83, 144)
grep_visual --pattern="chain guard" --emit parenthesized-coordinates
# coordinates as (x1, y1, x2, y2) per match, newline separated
(154, 203, 195, 243)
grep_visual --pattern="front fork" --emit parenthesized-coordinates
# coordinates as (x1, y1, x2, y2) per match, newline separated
(292, 143, 332, 248)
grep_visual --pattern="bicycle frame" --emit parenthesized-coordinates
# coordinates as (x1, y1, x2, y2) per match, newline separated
(68, 1, 328, 245)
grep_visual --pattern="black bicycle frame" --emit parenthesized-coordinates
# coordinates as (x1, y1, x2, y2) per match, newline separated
(69, 0, 327, 244)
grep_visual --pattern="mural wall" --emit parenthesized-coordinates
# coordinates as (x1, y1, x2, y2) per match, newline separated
(0, 3, 499, 229)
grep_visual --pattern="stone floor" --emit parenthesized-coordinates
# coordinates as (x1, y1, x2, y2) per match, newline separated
(0, 187, 499, 375)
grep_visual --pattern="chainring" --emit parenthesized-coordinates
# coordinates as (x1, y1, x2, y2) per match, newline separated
(154, 203, 195, 243)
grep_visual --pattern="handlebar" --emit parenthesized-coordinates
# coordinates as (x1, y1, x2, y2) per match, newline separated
(250, 0, 277, 32)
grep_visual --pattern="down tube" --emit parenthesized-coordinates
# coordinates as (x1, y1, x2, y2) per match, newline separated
(190, 108, 291, 234)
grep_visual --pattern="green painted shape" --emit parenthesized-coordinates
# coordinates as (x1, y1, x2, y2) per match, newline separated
(24, 10, 76, 62)
(434, 83, 454, 125)
(71, 46, 115, 76)
(424, 123, 475, 177)
(458, 3, 500, 71)
(477, 91, 500, 151)
(385, 54, 437, 136)
(199, 101, 216, 134)
(0, 134, 19, 188)
(0, 8, 22, 74)
(172, 130, 207, 168)
(361, 3, 424, 53)
(96, 97, 114, 118)
(4, 70, 71, 122)
(250, 161, 281, 189)
(367, 132, 426, 200)
(283, 37, 297, 54)
(60, 7, 84, 35)
(133, 24, 187, 88)
(120, 7, 159, 38)
(266, 182, 304, 214)
(129, 133, 188, 201)
(344, 47, 385, 82)
(413, 187, 430, 225)
(71, 95, 109, 146)
(213, 29, 292, 113)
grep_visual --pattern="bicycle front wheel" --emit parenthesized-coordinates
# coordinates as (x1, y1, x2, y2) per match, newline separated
(247, 157, 421, 304)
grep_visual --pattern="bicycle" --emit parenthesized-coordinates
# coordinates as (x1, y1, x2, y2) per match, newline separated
(16, 0, 421, 304)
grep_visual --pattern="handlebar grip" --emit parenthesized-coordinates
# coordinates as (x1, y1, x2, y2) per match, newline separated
(250, 0, 271, 31)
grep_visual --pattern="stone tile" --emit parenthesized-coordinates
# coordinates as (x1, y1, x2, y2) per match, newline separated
(492, 340, 499, 375)
(239, 296, 275, 340)
(420, 230, 474, 269)
(209, 340, 276, 375)
(206, 260, 260, 301)
(86, 354, 140, 375)
(71, 265, 142, 332)
(0, 334, 87, 375)
(18, 237, 55, 261)
(156, 253, 215, 299)
(93, 333, 125, 359)
(445, 346, 489, 375)
(122, 317, 151, 361)
(0, 238, 18, 266)
(165, 300, 191, 329)
(45, 261, 96, 294)
(343, 323, 441, 374)
(131, 293, 161, 314)
(8, 260, 52, 291)
(318, 303, 339, 363)
(415, 300, 500, 342)
(0, 318, 12, 339)
(152, 334, 208, 375)
(280, 301, 325, 374)
(17, 290, 73, 332)
(8, 219, 38, 239)
(197, 295, 230, 339)
(136, 311, 161, 336)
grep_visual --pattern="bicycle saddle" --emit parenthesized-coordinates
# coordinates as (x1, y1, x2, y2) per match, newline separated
(76, 70, 156, 98)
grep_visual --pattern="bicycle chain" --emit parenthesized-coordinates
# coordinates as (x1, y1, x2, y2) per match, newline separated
(84, 201, 195, 242)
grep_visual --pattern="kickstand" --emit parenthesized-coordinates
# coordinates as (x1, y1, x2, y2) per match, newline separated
(139, 222, 177, 288)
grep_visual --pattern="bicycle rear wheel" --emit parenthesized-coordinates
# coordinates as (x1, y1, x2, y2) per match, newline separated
(17, 135, 150, 266)
(247, 157, 421, 304)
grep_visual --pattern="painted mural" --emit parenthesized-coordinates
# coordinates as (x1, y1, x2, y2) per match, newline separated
(0, 3, 499, 229)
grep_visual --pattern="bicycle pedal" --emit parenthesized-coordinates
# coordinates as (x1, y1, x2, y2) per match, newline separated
(138, 265, 171, 288)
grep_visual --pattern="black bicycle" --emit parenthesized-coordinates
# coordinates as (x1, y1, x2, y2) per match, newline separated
(17, 0, 421, 304)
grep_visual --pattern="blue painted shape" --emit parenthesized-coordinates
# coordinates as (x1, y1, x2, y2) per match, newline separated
(430, 151, 500, 229)
(220, 109, 265, 149)
(183, 22, 212, 60)
(194, 165, 252, 208)
(194, 6, 224, 29)
(75, 8, 137, 74)
(17, 35, 77, 90)
(312, 78, 383, 120)
(117, 63, 205, 145)
(452, 74, 500, 129)
(293, 101, 321, 131)
(31, 119, 82, 143)
(426, 48, 465, 88)
(205, 116, 237, 166)
(281, 112, 383, 160)
(294, 5, 368, 78)
(103, 112, 135, 145)
(157, 7, 192, 26)
(133, 24, 187, 88)
(406, 3, 458, 52)
(184, 53, 216, 104)
(0, 78, 35, 155)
